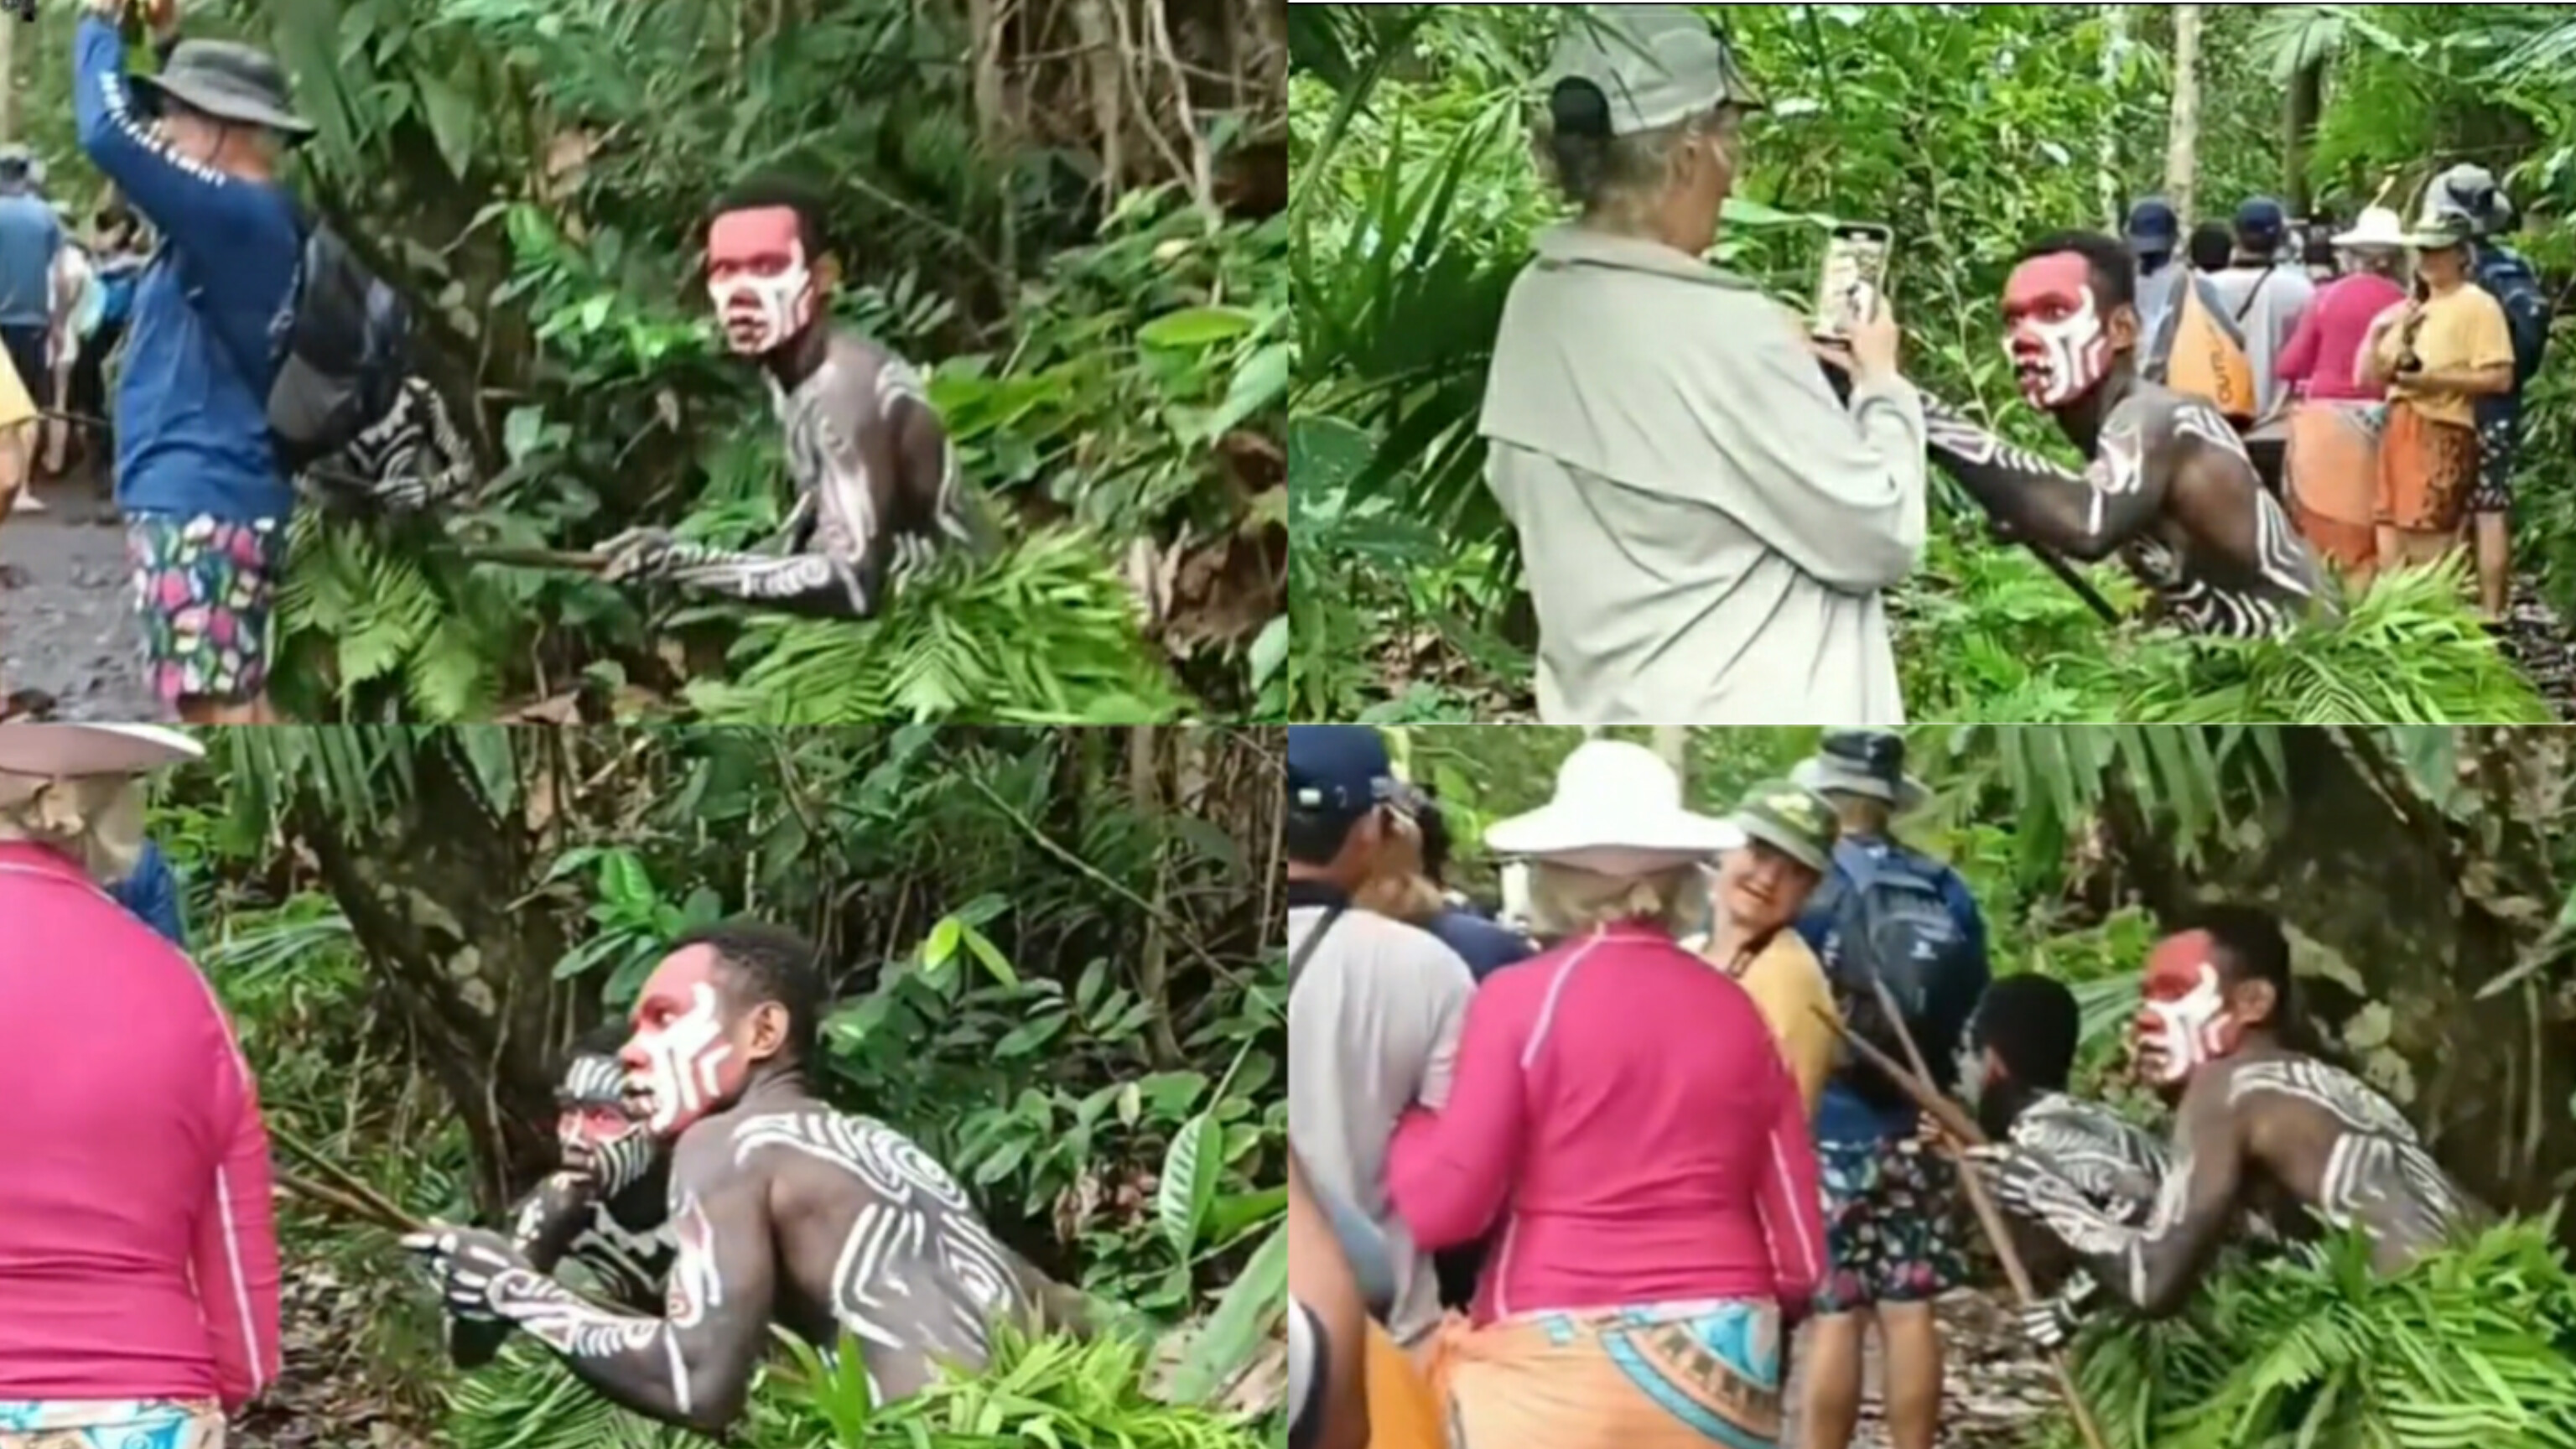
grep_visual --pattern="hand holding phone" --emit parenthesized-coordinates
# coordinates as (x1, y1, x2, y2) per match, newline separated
(1814, 222, 1895, 338)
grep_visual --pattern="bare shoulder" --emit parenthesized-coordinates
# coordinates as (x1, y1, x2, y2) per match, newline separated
(2126, 382, 2261, 489)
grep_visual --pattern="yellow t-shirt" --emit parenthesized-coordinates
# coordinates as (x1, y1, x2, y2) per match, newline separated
(1707, 932, 1839, 1116)
(0, 335, 33, 434)
(2375, 283, 2515, 429)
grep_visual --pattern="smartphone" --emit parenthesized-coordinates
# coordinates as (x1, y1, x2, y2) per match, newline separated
(1814, 222, 1895, 336)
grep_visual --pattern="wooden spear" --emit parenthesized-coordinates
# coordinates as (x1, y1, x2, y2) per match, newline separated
(267, 1125, 428, 1233)
(1811, 982, 2114, 1449)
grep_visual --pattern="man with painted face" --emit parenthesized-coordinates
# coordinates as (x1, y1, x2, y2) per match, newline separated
(596, 179, 988, 619)
(445, 1025, 675, 1370)
(406, 922, 1027, 1429)
(1969, 906, 2484, 1336)
(1917, 231, 2330, 639)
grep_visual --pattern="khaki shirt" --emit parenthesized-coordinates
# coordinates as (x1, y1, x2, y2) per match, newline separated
(1481, 226, 1928, 726)
(2376, 283, 2515, 430)
(1705, 930, 1840, 1116)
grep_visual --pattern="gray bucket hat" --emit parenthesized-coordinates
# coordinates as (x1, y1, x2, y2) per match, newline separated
(1791, 730, 1929, 813)
(1543, 4, 1765, 138)
(132, 40, 314, 143)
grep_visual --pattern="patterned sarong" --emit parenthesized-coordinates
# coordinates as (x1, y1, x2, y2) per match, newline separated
(1431, 1300, 1783, 1449)
(2376, 402, 2480, 536)
(2286, 400, 2383, 574)
(0, 1399, 225, 1449)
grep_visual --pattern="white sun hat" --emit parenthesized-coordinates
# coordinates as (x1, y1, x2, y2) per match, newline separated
(1484, 740, 1745, 876)
(2332, 207, 2408, 251)
(0, 724, 203, 809)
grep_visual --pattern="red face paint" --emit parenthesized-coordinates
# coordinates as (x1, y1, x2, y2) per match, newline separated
(2002, 252, 2114, 410)
(706, 205, 818, 356)
(554, 1052, 641, 1163)
(621, 945, 746, 1137)
(2132, 929, 2244, 1087)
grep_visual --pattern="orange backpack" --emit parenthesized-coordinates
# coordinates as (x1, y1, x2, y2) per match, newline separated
(2163, 274, 2259, 423)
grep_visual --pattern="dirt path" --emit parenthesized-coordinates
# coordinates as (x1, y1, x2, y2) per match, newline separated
(0, 475, 157, 721)
(1782, 1291, 2065, 1449)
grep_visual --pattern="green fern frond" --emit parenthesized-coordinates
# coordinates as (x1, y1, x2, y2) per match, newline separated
(2070, 1219, 2576, 1449)
(688, 531, 1187, 724)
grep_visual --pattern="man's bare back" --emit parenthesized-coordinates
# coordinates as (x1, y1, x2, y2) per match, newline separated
(682, 1093, 1026, 1402)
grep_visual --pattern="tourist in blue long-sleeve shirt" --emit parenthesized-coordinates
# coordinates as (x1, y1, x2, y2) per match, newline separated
(109, 837, 190, 948)
(75, 0, 308, 724)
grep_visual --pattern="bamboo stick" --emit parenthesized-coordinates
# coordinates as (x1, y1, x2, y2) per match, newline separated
(1811, 984, 2113, 1449)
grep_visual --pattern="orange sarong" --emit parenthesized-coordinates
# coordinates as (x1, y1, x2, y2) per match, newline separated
(1423, 1301, 1784, 1449)
(2376, 401, 2480, 535)
(1363, 1322, 1443, 1448)
(2286, 400, 2383, 573)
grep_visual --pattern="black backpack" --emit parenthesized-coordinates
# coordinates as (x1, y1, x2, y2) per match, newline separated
(1812, 839, 1973, 1109)
(195, 210, 414, 475)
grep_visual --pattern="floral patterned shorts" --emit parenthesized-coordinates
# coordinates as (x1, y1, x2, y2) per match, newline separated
(2469, 409, 2521, 517)
(127, 514, 286, 709)
(0, 1399, 224, 1449)
(1811, 1137, 1966, 1315)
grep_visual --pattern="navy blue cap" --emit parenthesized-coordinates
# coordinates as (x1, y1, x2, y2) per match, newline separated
(2125, 198, 2179, 248)
(2236, 196, 2288, 242)
(1287, 726, 1395, 818)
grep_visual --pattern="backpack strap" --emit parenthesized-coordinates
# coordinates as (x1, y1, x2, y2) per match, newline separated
(1287, 905, 1348, 990)
(2232, 266, 2277, 326)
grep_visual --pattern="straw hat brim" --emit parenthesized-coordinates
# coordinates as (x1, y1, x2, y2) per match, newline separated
(0, 725, 202, 808)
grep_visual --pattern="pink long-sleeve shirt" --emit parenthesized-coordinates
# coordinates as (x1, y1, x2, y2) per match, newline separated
(1388, 925, 1826, 1322)
(2277, 273, 2408, 402)
(0, 841, 282, 1409)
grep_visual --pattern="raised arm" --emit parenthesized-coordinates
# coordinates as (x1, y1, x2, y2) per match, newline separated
(1980, 1072, 2247, 1318)
(191, 989, 283, 1409)
(1700, 333, 1929, 594)
(74, 13, 270, 251)
(412, 1145, 775, 1432)
(1385, 982, 1526, 1250)
(1920, 395, 2170, 564)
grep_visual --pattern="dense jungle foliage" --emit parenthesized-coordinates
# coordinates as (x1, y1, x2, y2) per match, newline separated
(153, 724, 1286, 1446)
(1405, 722, 2576, 1446)
(8, 0, 1285, 723)
(1289, 4, 2576, 724)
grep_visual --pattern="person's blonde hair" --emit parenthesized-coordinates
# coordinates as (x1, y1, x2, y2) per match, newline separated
(1538, 86, 1743, 238)
(1526, 859, 1702, 938)
(1354, 808, 1445, 926)
(0, 776, 150, 884)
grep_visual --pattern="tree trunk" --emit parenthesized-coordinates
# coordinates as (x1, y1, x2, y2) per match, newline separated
(288, 737, 573, 1213)
(2098, 2, 2130, 230)
(2283, 58, 2326, 217)
(2164, 3, 2202, 222)
(1652, 726, 1689, 783)
(0, 18, 17, 148)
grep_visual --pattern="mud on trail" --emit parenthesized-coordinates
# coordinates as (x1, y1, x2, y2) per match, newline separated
(0, 475, 156, 722)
